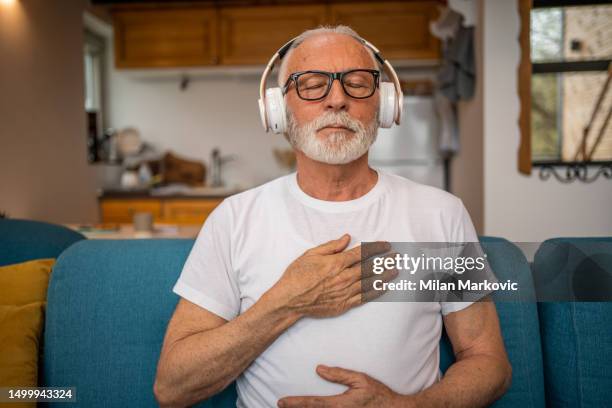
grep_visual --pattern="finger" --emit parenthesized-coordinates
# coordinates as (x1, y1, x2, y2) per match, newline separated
(359, 285, 390, 303)
(345, 267, 398, 298)
(316, 365, 365, 387)
(359, 252, 400, 279)
(333, 252, 398, 290)
(361, 267, 399, 292)
(340, 241, 390, 268)
(346, 268, 398, 306)
(347, 289, 380, 306)
(307, 234, 351, 256)
(278, 395, 332, 408)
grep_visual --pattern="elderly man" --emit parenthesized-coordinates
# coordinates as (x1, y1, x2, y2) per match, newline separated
(154, 26, 511, 408)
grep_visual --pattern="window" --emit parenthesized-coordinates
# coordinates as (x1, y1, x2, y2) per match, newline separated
(84, 28, 107, 163)
(84, 29, 106, 122)
(518, 0, 612, 180)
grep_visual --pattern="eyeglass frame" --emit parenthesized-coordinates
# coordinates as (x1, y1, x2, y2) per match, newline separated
(281, 69, 381, 101)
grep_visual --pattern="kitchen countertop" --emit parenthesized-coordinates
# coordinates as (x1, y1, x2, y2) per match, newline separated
(98, 185, 243, 199)
(64, 223, 201, 239)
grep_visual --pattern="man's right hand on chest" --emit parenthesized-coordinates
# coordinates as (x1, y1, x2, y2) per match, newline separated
(267, 234, 397, 319)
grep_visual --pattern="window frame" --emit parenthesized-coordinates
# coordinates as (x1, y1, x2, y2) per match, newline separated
(84, 28, 107, 125)
(517, 0, 612, 175)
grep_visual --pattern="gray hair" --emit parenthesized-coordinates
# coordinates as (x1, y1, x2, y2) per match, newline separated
(276, 25, 378, 87)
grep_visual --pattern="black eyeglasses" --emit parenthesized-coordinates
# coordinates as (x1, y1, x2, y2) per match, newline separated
(282, 69, 380, 101)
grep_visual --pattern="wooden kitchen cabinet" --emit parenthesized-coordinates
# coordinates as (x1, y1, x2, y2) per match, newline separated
(329, 1, 441, 61)
(99, 197, 224, 225)
(163, 198, 223, 224)
(111, 1, 441, 69)
(113, 8, 217, 68)
(100, 199, 163, 223)
(218, 5, 327, 65)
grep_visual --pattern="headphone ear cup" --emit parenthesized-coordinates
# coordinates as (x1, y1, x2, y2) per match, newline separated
(264, 87, 287, 134)
(378, 82, 397, 128)
(258, 97, 268, 131)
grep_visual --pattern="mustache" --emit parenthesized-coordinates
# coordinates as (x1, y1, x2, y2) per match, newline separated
(311, 111, 363, 133)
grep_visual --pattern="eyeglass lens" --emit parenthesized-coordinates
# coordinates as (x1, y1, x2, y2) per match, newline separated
(295, 70, 377, 100)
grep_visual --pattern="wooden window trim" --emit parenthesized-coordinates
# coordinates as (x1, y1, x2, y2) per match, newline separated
(518, 0, 612, 174)
(518, 0, 532, 175)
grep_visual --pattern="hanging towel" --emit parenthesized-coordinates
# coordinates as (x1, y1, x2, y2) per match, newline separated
(438, 25, 476, 102)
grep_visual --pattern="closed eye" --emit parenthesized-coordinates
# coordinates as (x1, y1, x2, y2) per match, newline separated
(345, 82, 368, 88)
(303, 83, 326, 90)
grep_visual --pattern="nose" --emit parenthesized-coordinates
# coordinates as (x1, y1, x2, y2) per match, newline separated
(324, 79, 348, 112)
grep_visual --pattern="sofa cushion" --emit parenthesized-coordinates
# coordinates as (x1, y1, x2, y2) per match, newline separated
(0, 219, 85, 267)
(534, 238, 612, 407)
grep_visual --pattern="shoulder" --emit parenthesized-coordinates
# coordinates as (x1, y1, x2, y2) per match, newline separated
(224, 174, 290, 207)
(381, 171, 464, 212)
(212, 174, 291, 221)
(380, 171, 475, 241)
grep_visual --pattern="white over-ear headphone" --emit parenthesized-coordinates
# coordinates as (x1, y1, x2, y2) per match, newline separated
(258, 36, 404, 134)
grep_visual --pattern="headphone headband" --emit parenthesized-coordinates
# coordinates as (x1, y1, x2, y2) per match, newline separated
(258, 35, 403, 131)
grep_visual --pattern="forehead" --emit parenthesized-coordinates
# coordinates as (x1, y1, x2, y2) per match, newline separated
(286, 33, 377, 73)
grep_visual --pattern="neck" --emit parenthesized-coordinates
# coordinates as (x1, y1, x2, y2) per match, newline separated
(294, 150, 378, 201)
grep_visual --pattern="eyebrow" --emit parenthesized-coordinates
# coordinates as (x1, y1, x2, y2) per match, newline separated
(293, 66, 378, 72)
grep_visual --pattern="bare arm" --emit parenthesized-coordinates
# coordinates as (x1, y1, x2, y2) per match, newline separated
(153, 236, 393, 407)
(154, 293, 299, 407)
(403, 300, 512, 408)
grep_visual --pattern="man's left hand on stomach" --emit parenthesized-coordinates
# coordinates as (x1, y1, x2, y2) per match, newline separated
(277, 365, 408, 408)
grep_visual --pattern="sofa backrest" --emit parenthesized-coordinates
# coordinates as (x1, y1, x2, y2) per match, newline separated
(534, 237, 612, 407)
(43, 239, 235, 408)
(0, 219, 85, 266)
(44, 237, 544, 407)
(440, 237, 545, 408)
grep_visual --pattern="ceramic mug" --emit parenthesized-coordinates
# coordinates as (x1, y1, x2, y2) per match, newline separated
(133, 212, 153, 232)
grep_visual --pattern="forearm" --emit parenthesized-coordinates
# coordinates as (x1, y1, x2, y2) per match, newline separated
(398, 354, 512, 408)
(155, 290, 299, 407)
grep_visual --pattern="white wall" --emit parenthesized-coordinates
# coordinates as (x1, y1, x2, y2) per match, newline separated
(448, 0, 485, 233)
(0, 0, 98, 223)
(483, 0, 612, 241)
(107, 71, 293, 189)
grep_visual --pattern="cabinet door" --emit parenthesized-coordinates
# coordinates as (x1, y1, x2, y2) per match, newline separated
(100, 199, 162, 223)
(163, 199, 224, 225)
(219, 5, 326, 65)
(330, 1, 440, 61)
(113, 8, 217, 68)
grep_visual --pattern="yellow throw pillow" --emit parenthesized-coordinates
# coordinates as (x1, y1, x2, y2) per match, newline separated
(0, 302, 44, 387)
(0, 258, 54, 306)
(0, 258, 55, 407)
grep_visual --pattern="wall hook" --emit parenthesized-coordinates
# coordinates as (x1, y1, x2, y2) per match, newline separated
(180, 74, 190, 91)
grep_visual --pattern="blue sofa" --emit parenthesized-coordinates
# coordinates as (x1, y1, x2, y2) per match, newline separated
(0, 219, 85, 267)
(1, 219, 610, 407)
(533, 238, 612, 407)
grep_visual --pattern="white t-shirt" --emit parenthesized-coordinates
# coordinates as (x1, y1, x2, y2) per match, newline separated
(173, 170, 478, 408)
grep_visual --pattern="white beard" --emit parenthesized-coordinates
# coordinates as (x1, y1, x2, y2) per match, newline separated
(285, 109, 379, 165)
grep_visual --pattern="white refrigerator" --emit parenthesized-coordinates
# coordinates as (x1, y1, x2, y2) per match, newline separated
(369, 95, 445, 190)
